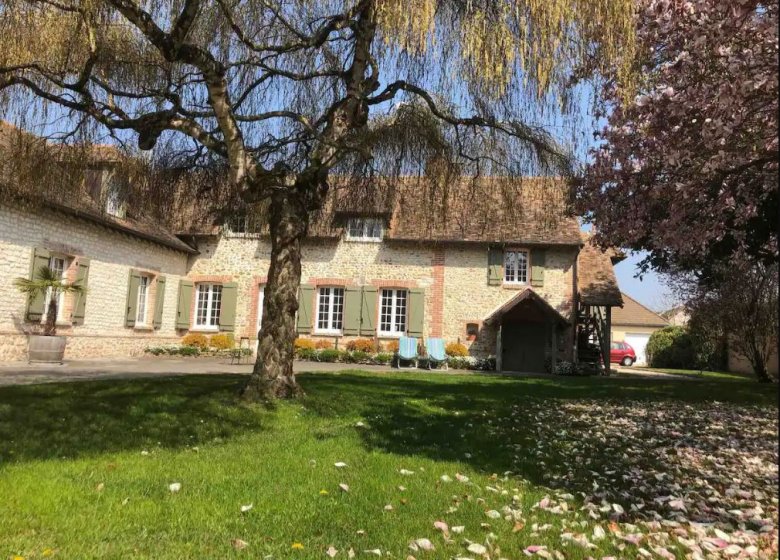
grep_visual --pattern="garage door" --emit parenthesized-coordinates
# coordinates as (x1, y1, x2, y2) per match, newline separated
(624, 333, 652, 366)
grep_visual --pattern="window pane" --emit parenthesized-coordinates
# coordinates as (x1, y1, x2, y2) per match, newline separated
(504, 251, 515, 282)
(196, 285, 209, 326)
(332, 288, 344, 330)
(395, 290, 407, 333)
(517, 251, 528, 283)
(317, 287, 331, 330)
(380, 289, 393, 333)
(210, 285, 222, 326)
(136, 276, 149, 324)
(257, 286, 265, 331)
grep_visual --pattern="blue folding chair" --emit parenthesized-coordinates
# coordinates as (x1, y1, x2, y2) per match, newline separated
(425, 338, 448, 370)
(396, 336, 419, 368)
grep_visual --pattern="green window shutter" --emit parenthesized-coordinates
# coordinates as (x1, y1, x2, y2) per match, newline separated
(176, 279, 194, 330)
(296, 284, 314, 334)
(125, 269, 141, 327)
(408, 288, 425, 337)
(343, 286, 362, 336)
(219, 282, 238, 332)
(359, 286, 378, 335)
(487, 246, 504, 286)
(531, 249, 546, 287)
(26, 247, 51, 321)
(153, 275, 166, 329)
(71, 258, 90, 325)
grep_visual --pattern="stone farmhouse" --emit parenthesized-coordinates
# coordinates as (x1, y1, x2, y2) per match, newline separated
(0, 122, 623, 370)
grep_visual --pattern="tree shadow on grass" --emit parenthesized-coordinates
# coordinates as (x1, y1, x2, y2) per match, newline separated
(0, 370, 775, 525)
(301, 372, 779, 524)
(0, 374, 266, 465)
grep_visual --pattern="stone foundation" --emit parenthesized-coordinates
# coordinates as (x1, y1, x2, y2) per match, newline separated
(0, 332, 181, 361)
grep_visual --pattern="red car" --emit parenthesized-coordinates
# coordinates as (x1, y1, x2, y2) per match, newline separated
(610, 341, 636, 366)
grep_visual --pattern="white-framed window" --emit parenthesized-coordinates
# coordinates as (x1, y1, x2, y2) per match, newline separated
(195, 283, 222, 329)
(42, 255, 68, 322)
(316, 286, 345, 333)
(504, 249, 529, 284)
(256, 285, 266, 333)
(136, 275, 151, 326)
(379, 288, 407, 336)
(346, 217, 383, 241)
(104, 177, 125, 218)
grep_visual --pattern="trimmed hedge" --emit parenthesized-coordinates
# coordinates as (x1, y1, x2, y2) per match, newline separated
(646, 326, 696, 368)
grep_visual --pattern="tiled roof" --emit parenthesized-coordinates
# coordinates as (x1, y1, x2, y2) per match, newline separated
(483, 287, 569, 324)
(0, 121, 197, 254)
(387, 176, 581, 245)
(612, 293, 669, 327)
(172, 175, 583, 247)
(577, 236, 623, 307)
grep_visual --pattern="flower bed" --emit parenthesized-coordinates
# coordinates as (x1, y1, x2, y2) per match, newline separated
(294, 338, 495, 371)
(144, 344, 253, 358)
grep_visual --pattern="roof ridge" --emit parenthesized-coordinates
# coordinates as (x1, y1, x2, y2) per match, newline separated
(619, 292, 669, 323)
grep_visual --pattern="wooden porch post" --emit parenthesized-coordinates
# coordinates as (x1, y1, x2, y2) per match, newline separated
(604, 306, 612, 373)
(496, 324, 503, 372)
(550, 322, 557, 373)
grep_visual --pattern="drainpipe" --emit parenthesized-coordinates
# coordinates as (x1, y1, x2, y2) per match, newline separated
(572, 248, 579, 364)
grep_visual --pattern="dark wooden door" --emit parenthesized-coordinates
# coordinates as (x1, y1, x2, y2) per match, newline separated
(502, 322, 547, 372)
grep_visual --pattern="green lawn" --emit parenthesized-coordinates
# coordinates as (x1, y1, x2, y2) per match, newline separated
(637, 367, 756, 382)
(0, 371, 777, 559)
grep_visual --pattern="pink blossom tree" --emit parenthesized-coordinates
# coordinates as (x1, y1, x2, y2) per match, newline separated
(578, 0, 778, 277)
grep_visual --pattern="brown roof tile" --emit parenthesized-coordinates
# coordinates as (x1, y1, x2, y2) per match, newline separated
(577, 237, 623, 307)
(0, 121, 196, 254)
(387, 176, 581, 245)
(612, 293, 669, 327)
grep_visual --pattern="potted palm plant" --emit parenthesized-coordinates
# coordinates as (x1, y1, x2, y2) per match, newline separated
(15, 265, 85, 363)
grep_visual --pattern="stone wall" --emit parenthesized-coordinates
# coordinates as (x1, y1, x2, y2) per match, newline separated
(186, 234, 577, 358)
(0, 203, 189, 360)
(0, 204, 580, 362)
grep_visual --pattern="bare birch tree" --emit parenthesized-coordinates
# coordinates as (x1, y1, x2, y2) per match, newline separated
(0, 0, 636, 400)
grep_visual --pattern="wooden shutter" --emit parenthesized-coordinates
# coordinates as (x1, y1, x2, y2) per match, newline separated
(152, 275, 166, 329)
(487, 246, 504, 286)
(296, 284, 314, 334)
(408, 288, 425, 337)
(531, 249, 546, 287)
(343, 286, 362, 336)
(219, 282, 238, 332)
(125, 269, 141, 327)
(359, 286, 378, 335)
(176, 279, 194, 330)
(26, 247, 51, 321)
(71, 258, 90, 325)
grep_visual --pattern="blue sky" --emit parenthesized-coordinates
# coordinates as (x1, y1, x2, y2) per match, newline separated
(613, 253, 675, 312)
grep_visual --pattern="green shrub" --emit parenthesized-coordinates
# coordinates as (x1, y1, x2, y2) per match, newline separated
(445, 342, 468, 357)
(346, 338, 377, 352)
(182, 333, 209, 350)
(646, 326, 696, 368)
(145, 346, 166, 356)
(318, 349, 340, 362)
(178, 345, 200, 357)
(209, 333, 234, 350)
(351, 350, 370, 363)
(374, 352, 393, 365)
(297, 348, 317, 361)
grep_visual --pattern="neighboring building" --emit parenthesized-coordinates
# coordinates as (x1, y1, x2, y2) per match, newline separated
(0, 123, 623, 369)
(661, 305, 689, 326)
(611, 292, 669, 366)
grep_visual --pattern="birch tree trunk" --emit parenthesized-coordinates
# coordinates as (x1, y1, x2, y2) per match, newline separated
(241, 191, 308, 400)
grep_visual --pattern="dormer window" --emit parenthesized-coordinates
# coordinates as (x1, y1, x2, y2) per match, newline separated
(346, 217, 383, 242)
(105, 179, 125, 218)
